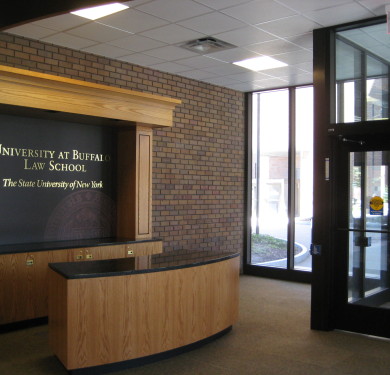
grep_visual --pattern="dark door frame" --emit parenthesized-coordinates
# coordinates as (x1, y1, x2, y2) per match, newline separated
(311, 15, 389, 333)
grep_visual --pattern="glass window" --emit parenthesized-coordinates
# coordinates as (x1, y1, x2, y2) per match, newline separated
(366, 56, 388, 121)
(294, 87, 313, 271)
(250, 86, 313, 272)
(336, 23, 389, 123)
(251, 89, 289, 268)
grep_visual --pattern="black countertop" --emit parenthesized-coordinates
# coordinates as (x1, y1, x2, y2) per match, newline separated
(0, 237, 161, 255)
(49, 250, 240, 279)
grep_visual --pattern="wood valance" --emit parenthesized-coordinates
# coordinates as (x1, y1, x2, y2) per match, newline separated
(0, 65, 181, 127)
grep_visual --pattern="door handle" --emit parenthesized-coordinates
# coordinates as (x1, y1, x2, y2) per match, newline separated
(310, 244, 322, 256)
(354, 236, 371, 247)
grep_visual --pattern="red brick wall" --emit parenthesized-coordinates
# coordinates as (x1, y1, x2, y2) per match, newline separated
(0, 32, 245, 256)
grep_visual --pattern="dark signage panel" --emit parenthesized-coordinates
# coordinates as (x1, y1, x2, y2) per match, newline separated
(0, 114, 117, 245)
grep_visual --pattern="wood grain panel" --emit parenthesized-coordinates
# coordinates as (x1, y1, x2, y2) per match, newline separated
(48, 268, 69, 366)
(116, 126, 153, 240)
(50, 256, 239, 370)
(0, 244, 132, 324)
(116, 128, 136, 239)
(0, 65, 180, 127)
(138, 131, 152, 237)
(125, 241, 162, 257)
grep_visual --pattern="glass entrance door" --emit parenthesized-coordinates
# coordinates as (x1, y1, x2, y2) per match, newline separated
(335, 148, 390, 337)
(348, 151, 389, 307)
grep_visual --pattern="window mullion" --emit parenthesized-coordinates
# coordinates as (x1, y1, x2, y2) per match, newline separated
(288, 87, 296, 269)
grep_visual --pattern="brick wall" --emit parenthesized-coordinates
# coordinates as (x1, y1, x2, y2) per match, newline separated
(0, 32, 245, 257)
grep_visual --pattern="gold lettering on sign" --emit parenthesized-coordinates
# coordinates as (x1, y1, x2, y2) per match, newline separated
(48, 160, 87, 172)
(0, 144, 55, 158)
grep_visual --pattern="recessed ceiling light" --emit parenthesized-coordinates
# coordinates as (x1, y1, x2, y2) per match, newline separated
(233, 56, 287, 71)
(71, 3, 129, 20)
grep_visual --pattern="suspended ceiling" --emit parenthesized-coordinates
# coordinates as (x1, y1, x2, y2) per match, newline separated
(3, 0, 388, 92)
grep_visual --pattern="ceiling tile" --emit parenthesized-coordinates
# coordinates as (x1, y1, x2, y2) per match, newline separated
(253, 77, 289, 88)
(214, 26, 275, 46)
(285, 32, 313, 49)
(82, 43, 131, 58)
(282, 72, 313, 86)
(357, 0, 388, 16)
(277, 0, 351, 12)
(305, 3, 374, 27)
(221, 0, 297, 25)
(228, 71, 273, 82)
(98, 9, 169, 33)
(149, 62, 191, 74)
(136, 0, 212, 22)
(5, 24, 55, 39)
(41, 33, 96, 49)
(256, 16, 321, 37)
(245, 38, 300, 55)
(193, 0, 251, 10)
(178, 12, 246, 35)
(67, 22, 131, 43)
(32, 14, 89, 31)
(264, 65, 307, 77)
(292, 61, 313, 73)
(176, 55, 224, 68)
(273, 49, 313, 65)
(204, 62, 249, 75)
(144, 46, 197, 60)
(205, 48, 260, 63)
(108, 34, 166, 52)
(119, 53, 166, 66)
(225, 81, 265, 91)
(179, 69, 217, 80)
(202, 76, 243, 86)
(123, 0, 155, 6)
(140, 24, 205, 44)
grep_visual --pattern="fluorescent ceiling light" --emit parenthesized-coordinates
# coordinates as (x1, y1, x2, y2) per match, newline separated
(71, 3, 129, 20)
(233, 56, 287, 71)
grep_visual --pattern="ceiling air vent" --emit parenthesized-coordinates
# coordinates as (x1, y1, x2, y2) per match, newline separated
(179, 37, 236, 54)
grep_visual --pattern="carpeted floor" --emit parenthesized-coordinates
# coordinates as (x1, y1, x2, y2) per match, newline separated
(1, 275, 390, 375)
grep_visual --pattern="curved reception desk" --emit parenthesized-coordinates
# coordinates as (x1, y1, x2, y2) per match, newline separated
(48, 250, 240, 374)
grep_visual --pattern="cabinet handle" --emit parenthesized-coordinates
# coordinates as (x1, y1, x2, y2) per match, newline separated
(26, 256, 34, 266)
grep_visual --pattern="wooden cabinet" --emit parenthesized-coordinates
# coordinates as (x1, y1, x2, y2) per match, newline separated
(49, 255, 240, 371)
(0, 251, 65, 324)
(0, 240, 162, 325)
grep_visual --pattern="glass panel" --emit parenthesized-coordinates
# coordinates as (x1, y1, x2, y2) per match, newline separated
(336, 39, 362, 82)
(366, 56, 389, 121)
(294, 87, 313, 271)
(348, 151, 390, 308)
(251, 89, 289, 268)
(336, 22, 390, 123)
(335, 39, 362, 123)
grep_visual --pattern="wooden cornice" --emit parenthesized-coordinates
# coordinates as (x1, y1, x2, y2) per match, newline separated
(0, 65, 181, 127)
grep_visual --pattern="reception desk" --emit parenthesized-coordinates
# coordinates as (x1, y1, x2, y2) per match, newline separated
(48, 250, 240, 373)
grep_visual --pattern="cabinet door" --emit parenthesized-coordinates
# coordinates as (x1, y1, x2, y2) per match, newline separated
(125, 241, 162, 257)
(83, 245, 126, 261)
(0, 251, 64, 324)
(0, 253, 30, 324)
